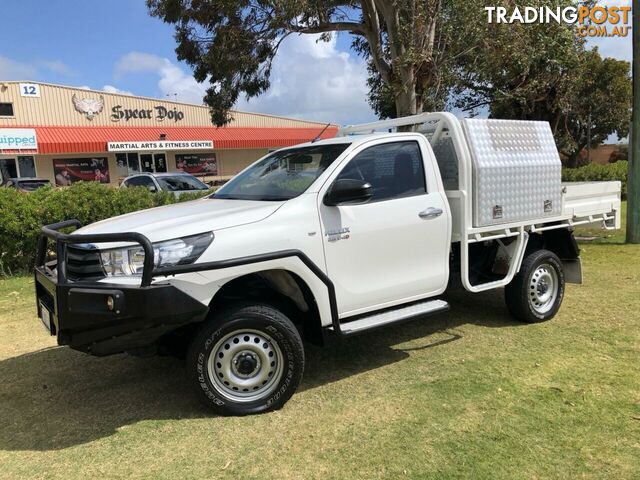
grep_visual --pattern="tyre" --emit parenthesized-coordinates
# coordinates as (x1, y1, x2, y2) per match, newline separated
(186, 303, 304, 415)
(505, 249, 565, 323)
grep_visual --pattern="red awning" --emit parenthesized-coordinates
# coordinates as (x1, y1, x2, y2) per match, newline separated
(23, 125, 338, 154)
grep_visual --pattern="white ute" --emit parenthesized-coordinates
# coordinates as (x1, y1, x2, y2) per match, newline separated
(34, 113, 621, 415)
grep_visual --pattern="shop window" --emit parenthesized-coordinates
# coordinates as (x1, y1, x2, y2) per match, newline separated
(0, 159, 18, 183)
(0, 156, 36, 183)
(17, 156, 36, 177)
(115, 153, 129, 178)
(0, 103, 14, 117)
(118, 152, 168, 175)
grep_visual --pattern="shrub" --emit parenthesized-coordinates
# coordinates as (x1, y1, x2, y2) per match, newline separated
(562, 161, 627, 198)
(0, 182, 212, 274)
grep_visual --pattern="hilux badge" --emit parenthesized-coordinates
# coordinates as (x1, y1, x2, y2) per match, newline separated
(325, 227, 351, 242)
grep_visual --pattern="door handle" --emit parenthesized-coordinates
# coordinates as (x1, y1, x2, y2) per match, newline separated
(419, 207, 443, 219)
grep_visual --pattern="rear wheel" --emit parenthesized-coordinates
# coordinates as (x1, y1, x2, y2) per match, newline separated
(187, 303, 304, 415)
(505, 249, 565, 323)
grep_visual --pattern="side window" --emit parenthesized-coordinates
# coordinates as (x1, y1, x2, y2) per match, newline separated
(335, 141, 426, 202)
(126, 176, 155, 188)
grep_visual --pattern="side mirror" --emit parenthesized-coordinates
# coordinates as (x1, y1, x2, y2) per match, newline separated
(147, 185, 157, 192)
(324, 178, 373, 206)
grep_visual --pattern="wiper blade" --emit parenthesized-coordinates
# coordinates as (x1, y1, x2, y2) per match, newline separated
(211, 194, 290, 201)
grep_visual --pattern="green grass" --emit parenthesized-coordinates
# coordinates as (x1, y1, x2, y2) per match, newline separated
(0, 220, 639, 478)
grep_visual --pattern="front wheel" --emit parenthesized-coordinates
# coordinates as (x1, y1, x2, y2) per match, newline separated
(505, 249, 565, 323)
(187, 303, 304, 415)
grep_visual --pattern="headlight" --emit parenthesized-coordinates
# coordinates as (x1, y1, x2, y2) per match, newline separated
(100, 232, 213, 277)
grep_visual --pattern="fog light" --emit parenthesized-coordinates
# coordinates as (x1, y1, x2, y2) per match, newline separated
(106, 296, 115, 311)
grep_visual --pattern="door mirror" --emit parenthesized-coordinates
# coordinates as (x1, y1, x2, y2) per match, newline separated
(324, 178, 373, 206)
(147, 184, 157, 192)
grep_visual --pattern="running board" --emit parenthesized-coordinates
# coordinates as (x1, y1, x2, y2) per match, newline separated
(330, 299, 449, 336)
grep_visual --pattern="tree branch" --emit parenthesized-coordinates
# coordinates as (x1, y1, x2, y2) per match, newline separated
(360, 0, 392, 83)
(293, 21, 367, 35)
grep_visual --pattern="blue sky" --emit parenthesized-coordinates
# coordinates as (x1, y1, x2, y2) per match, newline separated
(0, 0, 633, 127)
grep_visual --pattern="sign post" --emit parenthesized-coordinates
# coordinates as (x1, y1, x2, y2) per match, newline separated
(627, 0, 640, 243)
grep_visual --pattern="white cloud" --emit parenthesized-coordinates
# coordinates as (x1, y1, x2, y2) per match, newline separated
(235, 34, 376, 125)
(113, 36, 377, 125)
(40, 60, 75, 76)
(115, 52, 206, 104)
(102, 84, 133, 95)
(586, 0, 632, 62)
(0, 56, 37, 80)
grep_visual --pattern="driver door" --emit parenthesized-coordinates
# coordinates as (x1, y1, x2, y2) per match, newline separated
(318, 139, 450, 317)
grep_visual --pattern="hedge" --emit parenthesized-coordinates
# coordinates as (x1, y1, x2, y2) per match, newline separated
(562, 161, 628, 198)
(0, 162, 628, 274)
(0, 182, 212, 274)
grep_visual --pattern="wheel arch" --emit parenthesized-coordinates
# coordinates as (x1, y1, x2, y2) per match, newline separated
(209, 269, 325, 346)
(526, 229, 582, 284)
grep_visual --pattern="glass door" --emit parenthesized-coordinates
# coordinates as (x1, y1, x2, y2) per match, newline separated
(127, 153, 141, 174)
(153, 153, 167, 173)
(140, 154, 154, 172)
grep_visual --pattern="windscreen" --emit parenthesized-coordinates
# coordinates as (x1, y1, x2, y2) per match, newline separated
(213, 143, 350, 201)
(156, 175, 209, 191)
(17, 180, 50, 191)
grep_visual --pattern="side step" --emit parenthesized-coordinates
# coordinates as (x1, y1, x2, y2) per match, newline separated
(330, 299, 449, 336)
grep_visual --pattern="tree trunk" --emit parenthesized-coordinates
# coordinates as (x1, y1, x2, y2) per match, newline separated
(394, 66, 419, 130)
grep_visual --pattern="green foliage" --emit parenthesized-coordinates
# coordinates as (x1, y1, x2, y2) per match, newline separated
(148, 0, 445, 122)
(486, 48, 631, 167)
(0, 182, 212, 274)
(562, 161, 628, 197)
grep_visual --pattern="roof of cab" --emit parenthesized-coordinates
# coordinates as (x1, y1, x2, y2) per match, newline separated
(284, 132, 424, 150)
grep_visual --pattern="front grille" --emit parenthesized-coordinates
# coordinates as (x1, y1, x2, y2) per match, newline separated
(66, 245, 105, 282)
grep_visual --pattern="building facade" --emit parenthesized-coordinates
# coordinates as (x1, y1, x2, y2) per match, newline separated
(0, 81, 337, 186)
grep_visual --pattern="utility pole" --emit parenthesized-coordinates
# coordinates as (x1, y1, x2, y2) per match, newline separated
(628, 0, 640, 243)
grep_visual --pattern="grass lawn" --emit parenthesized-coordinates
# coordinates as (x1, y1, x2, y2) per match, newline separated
(0, 210, 638, 479)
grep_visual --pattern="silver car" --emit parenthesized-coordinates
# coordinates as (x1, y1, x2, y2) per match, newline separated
(120, 172, 210, 197)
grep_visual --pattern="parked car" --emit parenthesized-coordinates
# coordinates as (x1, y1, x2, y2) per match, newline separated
(120, 172, 209, 196)
(2, 177, 50, 192)
(34, 113, 621, 416)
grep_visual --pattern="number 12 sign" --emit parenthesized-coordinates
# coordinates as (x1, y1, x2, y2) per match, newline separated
(19, 83, 41, 97)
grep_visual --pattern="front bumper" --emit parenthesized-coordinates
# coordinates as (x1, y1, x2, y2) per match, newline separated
(34, 220, 209, 356)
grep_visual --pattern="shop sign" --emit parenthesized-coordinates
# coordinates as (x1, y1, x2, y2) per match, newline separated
(107, 140, 213, 151)
(175, 153, 218, 176)
(111, 105, 185, 123)
(20, 83, 41, 97)
(72, 94, 105, 121)
(53, 157, 110, 186)
(0, 128, 38, 151)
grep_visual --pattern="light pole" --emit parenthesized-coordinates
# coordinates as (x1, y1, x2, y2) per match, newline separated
(627, 0, 640, 243)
